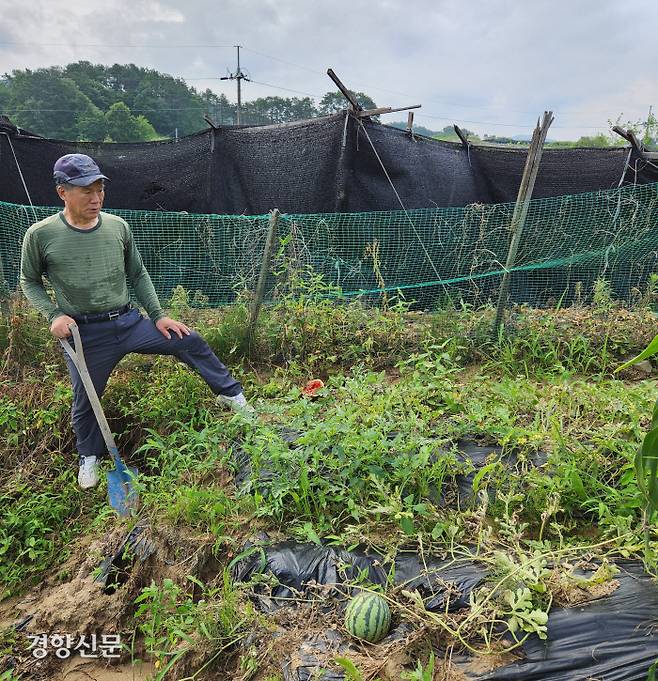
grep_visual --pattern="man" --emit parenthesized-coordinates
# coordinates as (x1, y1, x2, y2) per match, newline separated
(20, 153, 254, 490)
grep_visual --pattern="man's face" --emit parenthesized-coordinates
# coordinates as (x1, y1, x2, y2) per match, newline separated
(57, 180, 105, 220)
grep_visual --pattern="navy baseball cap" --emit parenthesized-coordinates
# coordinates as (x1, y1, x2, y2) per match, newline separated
(53, 154, 109, 186)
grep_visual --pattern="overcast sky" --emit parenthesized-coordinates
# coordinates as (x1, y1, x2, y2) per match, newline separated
(0, 0, 656, 139)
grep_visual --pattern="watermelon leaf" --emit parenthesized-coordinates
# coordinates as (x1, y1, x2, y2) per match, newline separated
(647, 659, 658, 681)
(301, 522, 322, 545)
(616, 333, 658, 373)
(401, 652, 436, 680)
(335, 656, 366, 681)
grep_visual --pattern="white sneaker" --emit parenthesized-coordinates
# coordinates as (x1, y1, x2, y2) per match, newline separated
(78, 455, 99, 489)
(216, 392, 256, 417)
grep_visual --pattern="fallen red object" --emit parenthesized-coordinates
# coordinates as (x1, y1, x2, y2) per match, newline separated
(302, 379, 325, 397)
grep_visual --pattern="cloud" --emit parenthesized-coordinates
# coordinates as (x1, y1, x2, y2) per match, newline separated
(0, 0, 656, 139)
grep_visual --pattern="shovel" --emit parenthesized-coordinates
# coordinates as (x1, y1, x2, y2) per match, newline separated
(60, 323, 138, 517)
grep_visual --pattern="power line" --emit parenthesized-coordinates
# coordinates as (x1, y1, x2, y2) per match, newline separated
(0, 105, 610, 131)
(415, 112, 606, 131)
(1, 39, 648, 119)
(186, 75, 615, 130)
(1, 107, 206, 112)
(0, 52, 638, 130)
(1, 40, 646, 123)
(247, 80, 322, 99)
(238, 46, 637, 120)
(0, 41, 233, 49)
(240, 46, 327, 78)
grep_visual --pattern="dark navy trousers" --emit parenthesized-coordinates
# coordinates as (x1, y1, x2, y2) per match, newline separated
(62, 307, 242, 457)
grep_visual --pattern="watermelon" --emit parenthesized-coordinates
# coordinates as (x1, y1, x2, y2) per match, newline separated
(345, 591, 391, 643)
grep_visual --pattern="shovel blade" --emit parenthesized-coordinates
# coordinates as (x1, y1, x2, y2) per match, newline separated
(107, 466, 138, 517)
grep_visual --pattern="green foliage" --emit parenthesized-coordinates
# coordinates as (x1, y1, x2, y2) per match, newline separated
(0, 671, 22, 681)
(109, 357, 210, 428)
(262, 266, 415, 369)
(237, 363, 464, 535)
(502, 586, 549, 640)
(198, 268, 420, 371)
(483, 134, 530, 146)
(335, 657, 372, 681)
(614, 330, 658, 560)
(573, 133, 620, 148)
(5, 67, 100, 138)
(592, 277, 615, 313)
(2, 61, 381, 140)
(0, 455, 102, 598)
(612, 111, 658, 149)
(76, 108, 107, 141)
(388, 121, 441, 138)
(133, 572, 249, 679)
(648, 659, 658, 681)
(439, 125, 474, 137)
(129, 422, 240, 546)
(241, 95, 317, 124)
(464, 372, 653, 536)
(3, 292, 658, 668)
(105, 102, 159, 142)
(5, 62, 208, 139)
(2, 293, 658, 679)
(442, 299, 657, 377)
(318, 91, 377, 116)
(401, 653, 435, 681)
(0, 80, 10, 112)
(0, 299, 60, 366)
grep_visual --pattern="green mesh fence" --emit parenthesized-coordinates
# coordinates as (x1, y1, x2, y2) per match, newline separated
(1, 181, 658, 310)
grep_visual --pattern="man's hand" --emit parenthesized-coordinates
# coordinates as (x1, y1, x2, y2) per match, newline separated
(155, 316, 191, 340)
(50, 314, 76, 339)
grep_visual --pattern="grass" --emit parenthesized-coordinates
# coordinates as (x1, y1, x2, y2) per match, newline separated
(1, 282, 658, 678)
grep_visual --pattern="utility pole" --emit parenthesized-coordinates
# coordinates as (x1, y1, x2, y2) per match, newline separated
(646, 105, 653, 145)
(236, 45, 242, 124)
(221, 45, 250, 125)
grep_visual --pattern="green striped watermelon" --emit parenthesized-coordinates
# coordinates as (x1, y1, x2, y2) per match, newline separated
(344, 591, 391, 643)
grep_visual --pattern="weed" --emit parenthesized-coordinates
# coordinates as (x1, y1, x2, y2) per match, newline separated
(4, 292, 658, 674)
(133, 571, 250, 679)
(616, 334, 658, 563)
(0, 671, 21, 681)
(335, 657, 374, 681)
(237, 367, 463, 538)
(401, 653, 435, 681)
(0, 456, 102, 598)
(592, 277, 616, 314)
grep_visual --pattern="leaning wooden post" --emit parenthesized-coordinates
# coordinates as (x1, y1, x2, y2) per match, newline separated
(0, 253, 9, 319)
(248, 208, 280, 341)
(492, 111, 554, 333)
(0, 210, 6, 315)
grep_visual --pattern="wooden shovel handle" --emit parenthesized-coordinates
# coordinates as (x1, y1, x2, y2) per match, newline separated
(60, 323, 120, 461)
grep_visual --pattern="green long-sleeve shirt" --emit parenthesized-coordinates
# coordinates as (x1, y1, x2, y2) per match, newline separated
(20, 211, 165, 323)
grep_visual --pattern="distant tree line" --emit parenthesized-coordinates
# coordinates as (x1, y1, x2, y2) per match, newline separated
(387, 122, 478, 141)
(0, 62, 377, 142)
(388, 121, 656, 149)
(1, 62, 653, 148)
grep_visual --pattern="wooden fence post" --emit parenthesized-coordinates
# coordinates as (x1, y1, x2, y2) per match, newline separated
(248, 208, 280, 341)
(493, 111, 554, 333)
(0, 256, 9, 319)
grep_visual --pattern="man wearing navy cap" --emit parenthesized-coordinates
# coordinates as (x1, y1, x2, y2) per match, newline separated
(20, 153, 254, 489)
